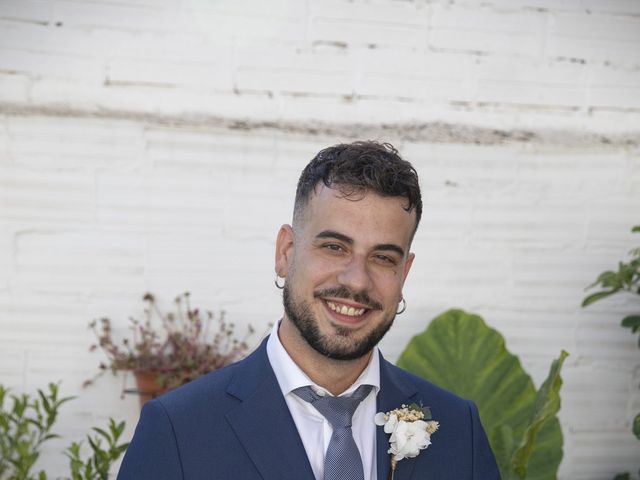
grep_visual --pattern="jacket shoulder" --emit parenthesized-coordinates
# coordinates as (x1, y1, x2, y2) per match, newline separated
(156, 339, 270, 413)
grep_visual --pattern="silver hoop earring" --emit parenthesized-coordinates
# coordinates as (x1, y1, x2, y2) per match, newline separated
(274, 274, 285, 290)
(396, 298, 406, 315)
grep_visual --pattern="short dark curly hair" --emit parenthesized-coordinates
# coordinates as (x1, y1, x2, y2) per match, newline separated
(293, 141, 422, 239)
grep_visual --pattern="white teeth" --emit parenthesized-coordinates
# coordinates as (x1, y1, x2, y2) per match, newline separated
(327, 301, 365, 317)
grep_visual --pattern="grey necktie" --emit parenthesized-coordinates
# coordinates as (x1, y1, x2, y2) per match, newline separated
(293, 384, 373, 480)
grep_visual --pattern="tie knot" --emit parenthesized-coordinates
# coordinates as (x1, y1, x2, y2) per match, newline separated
(293, 384, 373, 429)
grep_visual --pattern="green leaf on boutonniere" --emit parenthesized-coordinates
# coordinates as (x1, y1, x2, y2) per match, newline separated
(405, 402, 432, 420)
(421, 406, 432, 420)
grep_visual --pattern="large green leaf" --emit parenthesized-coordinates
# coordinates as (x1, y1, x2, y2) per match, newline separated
(512, 350, 568, 478)
(397, 309, 564, 479)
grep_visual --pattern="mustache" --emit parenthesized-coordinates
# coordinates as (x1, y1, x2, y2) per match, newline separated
(313, 286, 383, 311)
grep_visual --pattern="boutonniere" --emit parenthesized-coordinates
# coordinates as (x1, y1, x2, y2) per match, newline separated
(374, 403, 439, 479)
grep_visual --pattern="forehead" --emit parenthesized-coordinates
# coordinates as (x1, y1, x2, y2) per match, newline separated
(300, 185, 416, 249)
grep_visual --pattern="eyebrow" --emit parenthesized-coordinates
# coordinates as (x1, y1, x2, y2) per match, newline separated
(315, 230, 406, 257)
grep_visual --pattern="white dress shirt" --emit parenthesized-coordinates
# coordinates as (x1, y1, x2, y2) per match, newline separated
(266, 320, 380, 480)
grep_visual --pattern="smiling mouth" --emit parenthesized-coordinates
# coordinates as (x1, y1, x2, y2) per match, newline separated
(325, 300, 367, 317)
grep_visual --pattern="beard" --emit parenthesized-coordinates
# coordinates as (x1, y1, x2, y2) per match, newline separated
(282, 283, 395, 361)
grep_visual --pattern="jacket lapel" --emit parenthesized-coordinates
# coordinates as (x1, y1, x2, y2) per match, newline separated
(376, 355, 420, 480)
(225, 339, 315, 480)
(224, 341, 424, 480)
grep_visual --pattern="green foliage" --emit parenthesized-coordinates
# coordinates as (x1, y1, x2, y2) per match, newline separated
(0, 383, 73, 480)
(510, 351, 568, 479)
(397, 309, 567, 480)
(582, 225, 640, 309)
(582, 224, 640, 474)
(621, 316, 640, 347)
(0, 384, 127, 480)
(65, 419, 129, 480)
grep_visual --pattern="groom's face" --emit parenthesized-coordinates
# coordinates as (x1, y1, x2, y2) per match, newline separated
(276, 184, 415, 361)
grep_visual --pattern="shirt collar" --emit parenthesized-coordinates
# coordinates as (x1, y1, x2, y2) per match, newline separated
(266, 319, 381, 398)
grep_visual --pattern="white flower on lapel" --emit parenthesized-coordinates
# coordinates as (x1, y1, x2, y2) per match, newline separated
(388, 418, 431, 460)
(375, 404, 439, 478)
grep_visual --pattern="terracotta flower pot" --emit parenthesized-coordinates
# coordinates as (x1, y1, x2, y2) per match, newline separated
(133, 371, 166, 408)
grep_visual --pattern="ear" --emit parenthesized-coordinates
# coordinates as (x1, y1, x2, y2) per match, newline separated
(401, 252, 415, 285)
(275, 224, 295, 277)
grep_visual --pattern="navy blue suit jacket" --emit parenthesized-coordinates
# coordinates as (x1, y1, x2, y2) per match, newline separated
(118, 338, 500, 479)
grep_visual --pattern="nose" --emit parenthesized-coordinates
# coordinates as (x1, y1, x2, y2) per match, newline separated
(336, 255, 373, 294)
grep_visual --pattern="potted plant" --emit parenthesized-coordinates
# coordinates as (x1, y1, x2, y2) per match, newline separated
(88, 292, 254, 406)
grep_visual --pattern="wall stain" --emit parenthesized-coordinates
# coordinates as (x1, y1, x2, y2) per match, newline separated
(0, 101, 638, 148)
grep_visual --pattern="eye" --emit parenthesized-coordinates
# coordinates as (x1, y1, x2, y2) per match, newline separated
(375, 254, 397, 265)
(324, 243, 345, 253)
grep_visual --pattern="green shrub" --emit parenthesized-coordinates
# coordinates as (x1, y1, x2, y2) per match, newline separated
(0, 383, 72, 480)
(0, 383, 127, 480)
(582, 224, 640, 479)
(65, 419, 128, 480)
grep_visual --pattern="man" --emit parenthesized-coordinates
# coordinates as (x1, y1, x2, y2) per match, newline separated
(118, 141, 500, 479)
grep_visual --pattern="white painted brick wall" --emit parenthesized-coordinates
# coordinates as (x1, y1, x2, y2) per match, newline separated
(547, 11, 640, 67)
(0, 0, 639, 478)
(430, 4, 547, 57)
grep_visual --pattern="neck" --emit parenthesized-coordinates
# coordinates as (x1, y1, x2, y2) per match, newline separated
(278, 317, 372, 396)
